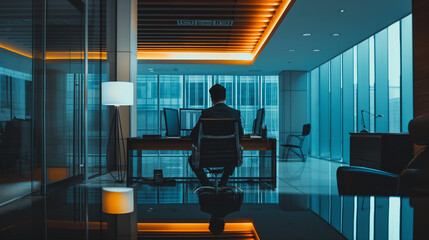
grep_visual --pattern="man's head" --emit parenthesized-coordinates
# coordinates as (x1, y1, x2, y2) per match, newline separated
(209, 84, 226, 104)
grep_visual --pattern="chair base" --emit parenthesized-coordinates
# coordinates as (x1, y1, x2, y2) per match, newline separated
(193, 185, 243, 194)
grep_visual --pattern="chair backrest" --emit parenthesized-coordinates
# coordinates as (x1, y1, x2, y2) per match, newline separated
(404, 115, 429, 170)
(197, 118, 241, 169)
(409, 115, 429, 146)
(302, 124, 311, 136)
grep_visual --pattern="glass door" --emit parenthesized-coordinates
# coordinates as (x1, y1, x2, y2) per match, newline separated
(0, 0, 34, 205)
(45, 0, 84, 185)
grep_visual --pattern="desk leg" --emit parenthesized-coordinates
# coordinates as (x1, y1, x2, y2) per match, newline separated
(258, 150, 267, 186)
(127, 148, 132, 187)
(272, 142, 277, 188)
(137, 150, 142, 178)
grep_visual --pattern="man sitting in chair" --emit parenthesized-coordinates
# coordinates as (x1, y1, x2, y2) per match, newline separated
(188, 84, 244, 186)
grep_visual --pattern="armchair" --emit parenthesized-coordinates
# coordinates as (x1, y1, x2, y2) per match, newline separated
(337, 115, 429, 197)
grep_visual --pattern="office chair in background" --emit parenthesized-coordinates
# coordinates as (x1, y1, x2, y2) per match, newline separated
(281, 124, 311, 161)
(192, 118, 243, 193)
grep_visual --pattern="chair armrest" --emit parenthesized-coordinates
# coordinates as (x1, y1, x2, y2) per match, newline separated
(286, 134, 302, 144)
(398, 169, 429, 196)
(337, 166, 398, 196)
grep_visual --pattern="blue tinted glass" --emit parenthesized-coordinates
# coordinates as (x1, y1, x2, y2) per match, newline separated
(401, 15, 413, 132)
(137, 75, 158, 135)
(319, 62, 330, 158)
(310, 68, 320, 157)
(375, 29, 389, 132)
(369, 36, 375, 132)
(342, 48, 354, 163)
(330, 55, 342, 160)
(262, 75, 279, 138)
(388, 22, 401, 133)
(357, 39, 370, 133)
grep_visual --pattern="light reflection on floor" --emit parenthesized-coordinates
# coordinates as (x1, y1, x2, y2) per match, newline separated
(0, 157, 414, 239)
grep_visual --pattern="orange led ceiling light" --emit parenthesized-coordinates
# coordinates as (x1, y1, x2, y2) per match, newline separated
(137, 0, 295, 64)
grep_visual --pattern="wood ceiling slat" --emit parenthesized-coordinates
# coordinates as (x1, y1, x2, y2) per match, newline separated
(138, 6, 277, 11)
(138, 45, 254, 48)
(138, 39, 257, 43)
(138, 23, 268, 28)
(138, 13, 274, 17)
(139, 36, 259, 39)
(138, 33, 262, 36)
(138, 48, 253, 52)
(138, 17, 271, 23)
(138, 43, 257, 46)
(138, 0, 281, 6)
(138, 28, 265, 31)
(137, 0, 286, 55)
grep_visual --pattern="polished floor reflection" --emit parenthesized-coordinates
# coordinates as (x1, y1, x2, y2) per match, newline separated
(0, 157, 415, 239)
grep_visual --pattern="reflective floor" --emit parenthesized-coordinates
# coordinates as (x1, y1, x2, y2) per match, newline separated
(0, 157, 417, 239)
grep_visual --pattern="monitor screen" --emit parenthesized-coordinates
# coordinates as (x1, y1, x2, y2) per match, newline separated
(164, 108, 180, 137)
(180, 108, 202, 130)
(254, 108, 265, 136)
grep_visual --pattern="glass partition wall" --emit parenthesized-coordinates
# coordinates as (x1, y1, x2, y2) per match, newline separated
(45, 0, 85, 185)
(309, 14, 413, 163)
(0, 0, 36, 205)
(0, 0, 108, 205)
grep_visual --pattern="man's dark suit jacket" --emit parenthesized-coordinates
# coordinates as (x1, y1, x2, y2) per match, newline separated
(190, 103, 244, 142)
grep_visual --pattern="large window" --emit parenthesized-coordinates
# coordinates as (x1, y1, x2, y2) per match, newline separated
(309, 14, 413, 162)
(136, 74, 279, 139)
(135, 74, 278, 179)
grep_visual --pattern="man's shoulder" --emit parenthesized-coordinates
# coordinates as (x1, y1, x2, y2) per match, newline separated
(207, 103, 239, 112)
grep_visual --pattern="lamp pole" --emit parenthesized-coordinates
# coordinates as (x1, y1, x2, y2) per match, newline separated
(360, 110, 383, 133)
(102, 82, 133, 183)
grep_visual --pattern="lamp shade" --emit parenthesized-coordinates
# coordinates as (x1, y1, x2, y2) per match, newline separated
(102, 82, 134, 106)
(102, 187, 134, 214)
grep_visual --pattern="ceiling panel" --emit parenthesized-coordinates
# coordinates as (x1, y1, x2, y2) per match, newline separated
(137, 0, 295, 64)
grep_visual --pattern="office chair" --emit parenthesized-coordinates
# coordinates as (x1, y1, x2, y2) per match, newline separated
(191, 118, 243, 193)
(337, 115, 429, 197)
(281, 124, 311, 161)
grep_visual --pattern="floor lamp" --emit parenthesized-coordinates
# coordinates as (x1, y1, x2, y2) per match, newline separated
(102, 82, 134, 183)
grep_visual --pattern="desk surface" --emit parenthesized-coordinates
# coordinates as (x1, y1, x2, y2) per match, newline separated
(128, 137, 276, 151)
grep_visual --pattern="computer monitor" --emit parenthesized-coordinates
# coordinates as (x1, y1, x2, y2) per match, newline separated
(180, 108, 202, 130)
(164, 108, 180, 137)
(253, 108, 265, 136)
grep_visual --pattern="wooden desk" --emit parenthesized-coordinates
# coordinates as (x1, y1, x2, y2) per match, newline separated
(350, 133, 413, 174)
(127, 137, 277, 188)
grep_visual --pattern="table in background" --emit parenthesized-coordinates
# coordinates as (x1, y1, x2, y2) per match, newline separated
(350, 133, 413, 174)
(127, 137, 277, 188)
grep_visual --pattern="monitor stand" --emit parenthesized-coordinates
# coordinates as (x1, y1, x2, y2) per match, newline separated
(165, 136, 181, 139)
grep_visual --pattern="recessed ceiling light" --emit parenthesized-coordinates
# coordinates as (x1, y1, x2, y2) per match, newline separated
(288, 49, 295, 52)
(339, 9, 345, 13)
(313, 49, 320, 52)
(302, 33, 311, 37)
(331, 33, 341, 37)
